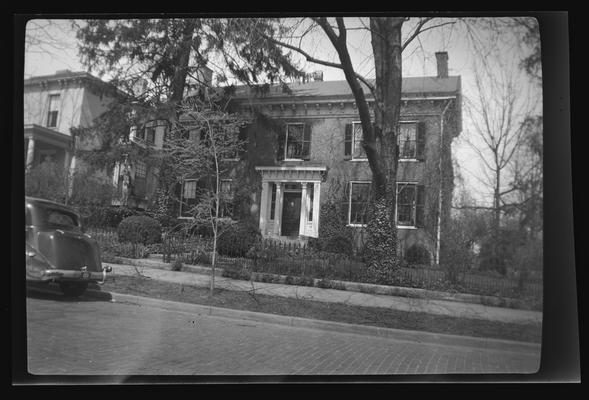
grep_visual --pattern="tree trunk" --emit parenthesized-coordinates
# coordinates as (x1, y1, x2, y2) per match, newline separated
(315, 17, 403, 276)
(169, 19, 199, 105)
(362, 17, 404, 276)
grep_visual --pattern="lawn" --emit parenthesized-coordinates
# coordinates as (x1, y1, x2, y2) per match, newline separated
(98, 274, 542, 344)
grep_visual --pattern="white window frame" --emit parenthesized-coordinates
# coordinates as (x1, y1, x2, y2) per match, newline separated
(46, 93, 61, 128)
(347, 180, 371, 227)
(179, 179, 198, 219)
(351, 121, 368, 161)
(398, 121, 420, 161)
(396, 181, 419, 229)
(284, 122, 307, 161)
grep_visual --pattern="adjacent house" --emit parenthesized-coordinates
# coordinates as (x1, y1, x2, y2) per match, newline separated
(23, 69, 117, 198)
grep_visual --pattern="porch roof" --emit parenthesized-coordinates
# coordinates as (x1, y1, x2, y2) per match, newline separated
(24, 124, 73, 149)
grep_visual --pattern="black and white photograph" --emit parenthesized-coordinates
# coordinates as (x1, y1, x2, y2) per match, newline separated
(12, 12, 578, 384)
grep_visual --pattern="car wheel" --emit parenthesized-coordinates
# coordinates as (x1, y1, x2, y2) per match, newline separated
(59, 282, 88, 298)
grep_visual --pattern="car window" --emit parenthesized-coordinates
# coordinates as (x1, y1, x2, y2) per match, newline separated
(30, 205, 80, 229)
(46, 210, 77, 227)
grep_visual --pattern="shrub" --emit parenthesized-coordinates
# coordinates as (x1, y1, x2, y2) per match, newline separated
(216, 221, 261, 257)
(100, 241, 149, 259)
(78, 205, 141, 229)
(117, 215, 163, 245)
(405, 244, 431, 265)
(171, 259, 183, 271)
(478, 228, 526, 275)
(324, 234, 353, 255)
(309, 201, 354, 255)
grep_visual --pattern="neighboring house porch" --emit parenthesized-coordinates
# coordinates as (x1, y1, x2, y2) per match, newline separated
(24, 124, 75, 173)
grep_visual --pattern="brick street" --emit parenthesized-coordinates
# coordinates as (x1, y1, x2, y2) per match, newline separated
(26, 292, 540, 376)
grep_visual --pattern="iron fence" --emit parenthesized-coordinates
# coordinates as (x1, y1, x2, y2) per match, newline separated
(86, 227, 542, 301)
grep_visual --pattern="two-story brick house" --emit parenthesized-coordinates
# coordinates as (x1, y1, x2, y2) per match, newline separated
(204, 52, 462, 264)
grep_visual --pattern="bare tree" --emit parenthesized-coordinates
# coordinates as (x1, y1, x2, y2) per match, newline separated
(462, 54, 538, 271)
(162, 92, 247, 296)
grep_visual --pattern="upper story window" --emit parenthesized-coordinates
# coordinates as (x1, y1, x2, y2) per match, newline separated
(398, 121, 426, 161)
(344, 121, 368, 160)
(131, 120, 163, 147)
(278, 123, 311, 161)
(144, 126, 156, 144)
(46, 94, 60, 128)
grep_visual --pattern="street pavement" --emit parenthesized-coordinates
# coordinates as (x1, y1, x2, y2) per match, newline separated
(106, 262, 543, 325)
(26, 291, 541, 376)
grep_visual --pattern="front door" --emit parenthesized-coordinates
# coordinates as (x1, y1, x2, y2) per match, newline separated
(281, 192, 301, 237)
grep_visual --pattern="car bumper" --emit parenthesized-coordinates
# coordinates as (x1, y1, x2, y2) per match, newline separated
(38, 266, 112, 283)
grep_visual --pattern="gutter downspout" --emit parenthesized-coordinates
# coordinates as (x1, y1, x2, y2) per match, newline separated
(436, 99, 453, 265)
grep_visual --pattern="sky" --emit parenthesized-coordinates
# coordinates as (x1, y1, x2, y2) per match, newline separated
(23, 17, 542, 207)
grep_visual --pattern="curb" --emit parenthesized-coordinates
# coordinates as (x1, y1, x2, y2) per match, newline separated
(109, 256, 531, 310)
(85, 288, 541, 354)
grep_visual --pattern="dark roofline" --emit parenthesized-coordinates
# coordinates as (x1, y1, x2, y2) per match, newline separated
(230, 75, 461, 102)
(24, 70, 127, 98)
(25, 70, 105, 85)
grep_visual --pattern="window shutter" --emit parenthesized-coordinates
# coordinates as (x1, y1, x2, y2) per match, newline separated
(302, 123, 312, 160)
(277, 126, 286, 161)
(416, 121, 426, 161)
(415, 184, 425, 228)
(344, 123, 352, 159)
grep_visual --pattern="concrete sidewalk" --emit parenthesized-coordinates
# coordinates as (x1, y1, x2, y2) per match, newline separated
(105, 261, 542, 325)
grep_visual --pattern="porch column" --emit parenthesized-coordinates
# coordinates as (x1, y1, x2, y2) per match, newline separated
(26, 137, 35, 169)
(259, 181, 270, 234)
(63, 150, 71, 171)
(298, 182, 308, 236)
(311, 182, 321, 237)
(273, 182, 283, 236)
(67, 155, 76, 199)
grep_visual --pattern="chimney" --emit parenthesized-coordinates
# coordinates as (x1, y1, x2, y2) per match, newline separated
(435, 52, 448, 78)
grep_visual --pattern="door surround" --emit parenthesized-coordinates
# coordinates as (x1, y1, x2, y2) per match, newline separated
(255, 165, 326, 238)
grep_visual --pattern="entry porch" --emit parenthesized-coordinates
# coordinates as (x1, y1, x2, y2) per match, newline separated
(255, 165, 327, 239)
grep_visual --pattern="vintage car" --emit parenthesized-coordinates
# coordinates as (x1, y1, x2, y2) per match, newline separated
(25, 196, 111, 297)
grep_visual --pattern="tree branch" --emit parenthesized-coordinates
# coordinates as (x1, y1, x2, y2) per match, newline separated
(259, 28, 376, 96)
(401, 18, 433, 52)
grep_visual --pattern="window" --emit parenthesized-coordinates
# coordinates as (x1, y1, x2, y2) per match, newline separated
(219, 179, 233, 217)
(396, 183, 425, 227)
(278, 123, 311, 161)
(398, 121, 426, 161)
(351, 122, 366, 159)
(134, 161, 147, 198)
(344, 122, 367, 160)
(180, 180, 197, 218)
(348, 182, 371, 225)
(398, 123, 417, 159)
(46, 94, 60, 128)
(145, 127, 156, 144)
